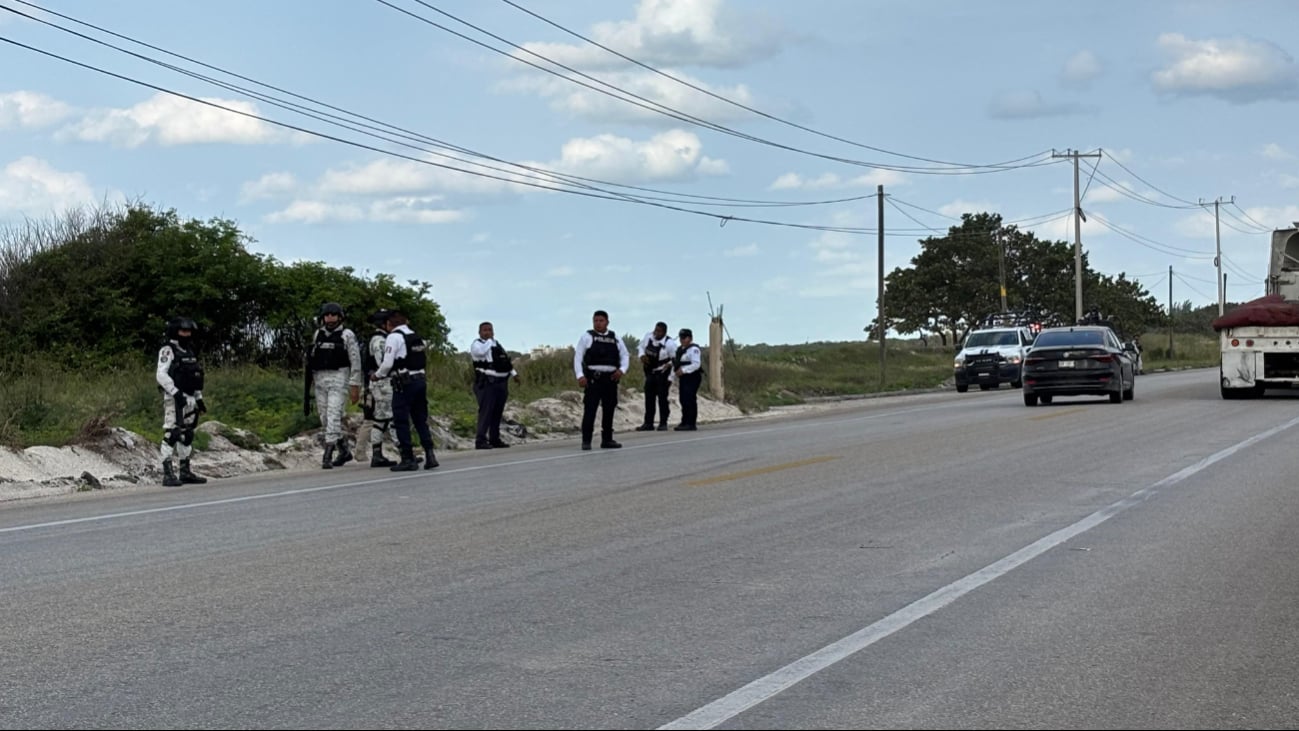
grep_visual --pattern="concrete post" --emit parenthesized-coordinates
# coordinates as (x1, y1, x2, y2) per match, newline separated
(709, 316, 724, 400)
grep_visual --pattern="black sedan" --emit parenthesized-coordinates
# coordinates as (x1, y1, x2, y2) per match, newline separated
(1021, 326, 1135, 406)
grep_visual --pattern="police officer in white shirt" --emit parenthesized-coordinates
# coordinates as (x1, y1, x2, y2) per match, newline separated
(670, 328, 703, 431)
(371, 310, 438, 471)
(573, 309, 630, 450)
(470, 321, 519, 450)
(635, 321, 675, 432)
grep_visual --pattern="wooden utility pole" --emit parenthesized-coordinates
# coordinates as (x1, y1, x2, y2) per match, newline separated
(1168, 265, 1174, 358)
(1052, 149, 1102, 323)
(997, 228, 1007, 312)
(877, 184, 885, 390)
(1201, 196, 1234, 316)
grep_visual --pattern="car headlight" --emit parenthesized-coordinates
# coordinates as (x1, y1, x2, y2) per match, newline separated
(1006, 355, 1022, 365)
(953, 358, 964, 369)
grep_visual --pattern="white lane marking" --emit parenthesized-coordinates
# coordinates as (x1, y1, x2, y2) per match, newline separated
(0, 401, 960, 536)
(658, 412, 1299, 730)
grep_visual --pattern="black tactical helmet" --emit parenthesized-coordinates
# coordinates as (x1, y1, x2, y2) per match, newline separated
(370, 308, 392, 326)
(166, 316, 197, 340)
(319, 302, 345, 318)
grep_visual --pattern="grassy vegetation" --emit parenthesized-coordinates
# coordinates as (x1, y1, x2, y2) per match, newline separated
(0, 333, 1222, 450)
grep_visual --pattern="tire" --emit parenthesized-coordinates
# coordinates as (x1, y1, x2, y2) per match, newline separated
(979, 384, 992, 391)
(1123, 376, 1134, 401)
(956, 384, 968, 393)
(1011, 379, 1022, 389)
(1040, 395, 1053, 405)
(1109, 390, 1122, 403)
(1023, 393, 1038, 407)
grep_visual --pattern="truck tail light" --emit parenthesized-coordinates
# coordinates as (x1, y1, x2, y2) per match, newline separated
(1231, 338, 1240, 347)
(1246, 339, 1254, 347)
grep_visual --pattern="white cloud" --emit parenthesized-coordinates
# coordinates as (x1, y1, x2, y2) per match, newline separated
(240, 172, 298, 201)
(530, 129, 728, 183)
(769, 169, 907, 191)
(1061, 50, 1102, 89)
(0, 91, 73, 129)
(1261, 143, 1293, 161)
(938, 199, 999, 218)
(724, 243, 758, 257)
(515, 0, 789, 71)
(315, 156, 514, 197)
(1152, 33, 1299, 103)
(266, 196, 463, 225)
(63, 93, 299, 147)
(988, 90, 1092, 119)
(500, 69, 764, 126)
(546, 265, 576, 277)
(0, 156, 110, 217)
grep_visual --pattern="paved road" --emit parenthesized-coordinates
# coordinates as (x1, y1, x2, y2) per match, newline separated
(3, 369, 1298, 729)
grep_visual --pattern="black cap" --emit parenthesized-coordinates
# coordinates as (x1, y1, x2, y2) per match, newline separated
(678, 328, 692, 339)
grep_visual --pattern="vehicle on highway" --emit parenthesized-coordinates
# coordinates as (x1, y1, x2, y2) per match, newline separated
(1021, 325, 1136, 406)
(953, 325, 1035, 392)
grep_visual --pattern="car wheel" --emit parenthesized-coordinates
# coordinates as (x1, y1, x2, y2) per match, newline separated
(1109, 389, 1122, 403)
(1023, 393, 1038, 407)
(956, 384, 968, 393)
(1040, 395, 1053, 405)
(1123, 377, 1134, 401)
(979, 384, 993, 391)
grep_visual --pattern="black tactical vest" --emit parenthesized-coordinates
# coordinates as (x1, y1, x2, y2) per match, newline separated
(309, 327, 350, 370)
(167, 342, 205, 394)
(395, 330, 427, 372)
(474, 341, 513, 372)
(674, 343, 701, 373)
(583, 329, 619, 368)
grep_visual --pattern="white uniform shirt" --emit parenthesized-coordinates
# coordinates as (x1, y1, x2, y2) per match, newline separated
(374, 325, 416, 379)
(637, 332, 677, 373)
(573, 329, 630, 379)
(470, 338, 518, 378)
(670, 343, 702, 383)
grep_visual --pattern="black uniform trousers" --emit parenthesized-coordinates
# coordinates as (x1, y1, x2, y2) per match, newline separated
(474, 375, 509, 446)
(643, 367, 671, 426)
(392, 374, 435, 459)
(677, 372, 702, 428)
(581, 371, 619, 444)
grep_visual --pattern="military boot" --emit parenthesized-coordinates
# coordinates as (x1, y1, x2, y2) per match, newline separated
(322, 444, 335, 469)
(162, 459, 182, 487)
(369, 445, 396, 468)
(331, 438, 354, 467)
(179, 459, 207, 485)
(390, 450, 419, 472)
(424, 450, 439, 470)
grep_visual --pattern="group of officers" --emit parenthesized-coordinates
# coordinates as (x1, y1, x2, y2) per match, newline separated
(154, 307, 704, 486)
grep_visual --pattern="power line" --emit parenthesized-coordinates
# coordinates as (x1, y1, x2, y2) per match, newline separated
(1231, 201, 1279, 232)
(379, 0, 1061, 176)
(1172, 271, 1215, 301)
(0, 33, 904, 235)
(2, 0, 898, 211)
(1090, 216, 1216, 260)
(496, 0, 1047, 171)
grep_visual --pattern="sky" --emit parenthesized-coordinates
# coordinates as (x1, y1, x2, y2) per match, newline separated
(2, 0, 1298, 352)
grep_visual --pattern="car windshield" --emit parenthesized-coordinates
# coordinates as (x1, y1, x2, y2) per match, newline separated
(1034, 330, 1104, 347)
(965, 331, 1018, 348)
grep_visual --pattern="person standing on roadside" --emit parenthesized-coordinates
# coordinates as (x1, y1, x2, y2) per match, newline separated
(359, 308, 397, 468)
(635, 321, 675, 432)
(308, 302, 362, 469)
(671, 328, 703, 431)
(372, 310, 439, 471)
(573, 309, 630, 451)
(470, 321, 519, 450)
(156, 316, 208, 486)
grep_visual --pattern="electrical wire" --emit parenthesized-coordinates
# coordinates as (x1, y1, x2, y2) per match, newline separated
(3, 0, 905, 211)
(496, 0, 1048, 171)
(379, 0, 1061, 176)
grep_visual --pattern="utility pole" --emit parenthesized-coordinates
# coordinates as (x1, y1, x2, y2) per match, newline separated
(1053, 149, 1102, 323)
(877, 184, 886, 390)
(1168, 265, 1174, 358)
(997, 227, 1007, 312)
(1201, 195, 1234, 315)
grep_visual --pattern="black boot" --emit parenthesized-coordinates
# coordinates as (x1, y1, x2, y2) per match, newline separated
(657, 422, 669, 431)
(635, 423, 655, 431)
(322, 444, 335, 470)
(162, 459, 181, 487)
(332, 438, 354, 467)
(390, 450, 419, 471)
(179, 459, 207, 485)
(424, 450, 439, 470)
(369, 445, 396, 468)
